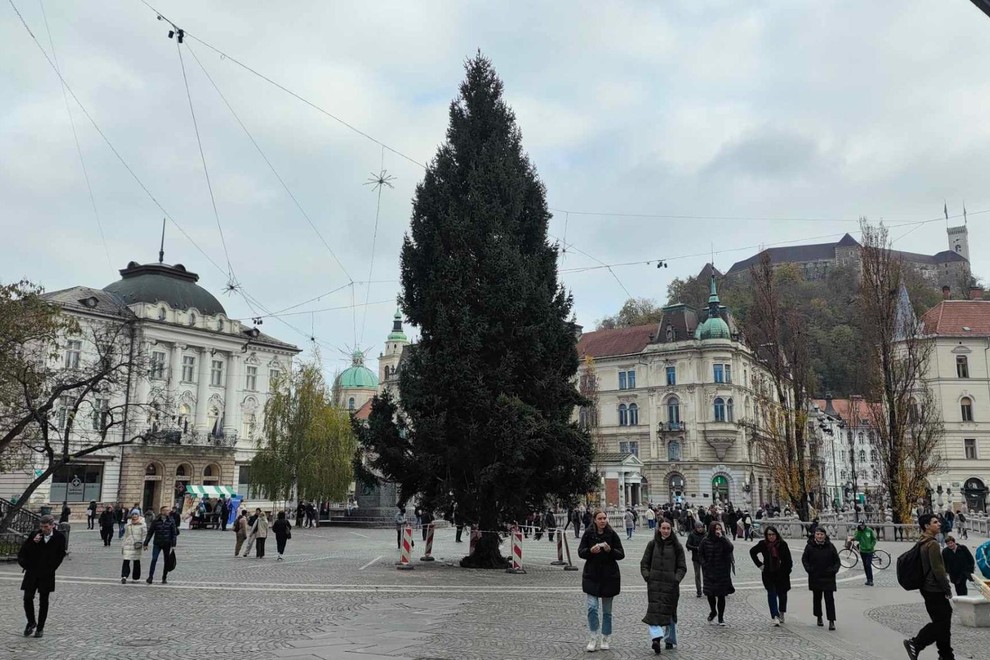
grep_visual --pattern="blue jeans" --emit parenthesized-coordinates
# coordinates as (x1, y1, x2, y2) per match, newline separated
(626, 526, 634, 539)
(586, 595, 613, 635)
(861, 552, 874, 582)
(148, 544, 171, 579)
(118, 522, 125, 538)
(767, 586, 788, 618)
(647, 623, 676, 644)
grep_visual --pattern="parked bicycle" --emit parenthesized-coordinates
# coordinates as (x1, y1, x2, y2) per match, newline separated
(839, 539, 891, 569)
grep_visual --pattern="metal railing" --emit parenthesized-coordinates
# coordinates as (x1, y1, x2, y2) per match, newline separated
(0, 499, 43, 536)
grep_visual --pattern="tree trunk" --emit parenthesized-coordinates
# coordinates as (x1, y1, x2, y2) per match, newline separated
(0, 464, 57, 533)
(459, 530, 509, 569)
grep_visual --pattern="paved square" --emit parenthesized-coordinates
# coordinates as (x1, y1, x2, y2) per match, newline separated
(0, 524, 984, 659)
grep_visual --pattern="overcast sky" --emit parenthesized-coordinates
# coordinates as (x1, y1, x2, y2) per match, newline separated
(3, 1, 989, 375)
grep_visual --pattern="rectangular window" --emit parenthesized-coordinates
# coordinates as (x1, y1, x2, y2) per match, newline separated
(91, 398, 109, 431)
(957, 356, 969, 379)
(965, 438, 977, 460)
(713, 364, 724, 383)
(245, 366, 257, 391)
(666, 366, 676, 386)
(211, 360, 223, 386)
(64, 340, 82, 369)
(237, 465, 252, 499)
(619, 441, 628, 454)
(628, 441, 639, 457)
(150, 351, 166, 379)
(627, 370, 636, 389)
(618, 371, 627, 390)
(49, 464, 103, 502)
(182, 356, 195, 382)
(55, 395, 73, 431)
(269, 369, 281, 390)
(724, 364, 732, 384)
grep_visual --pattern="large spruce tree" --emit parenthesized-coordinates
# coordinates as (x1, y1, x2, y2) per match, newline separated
(361, 54, 593, 568)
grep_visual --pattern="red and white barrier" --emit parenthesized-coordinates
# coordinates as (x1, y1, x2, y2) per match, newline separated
(561, 530, 578, 571)
(506, 525, 526, 574)
(420, 523, 436, 562)
(397, 524, 414, 571)
(551, 531, 567, 566)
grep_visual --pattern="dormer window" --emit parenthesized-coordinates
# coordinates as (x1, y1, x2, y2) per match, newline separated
(158, 307, 166, 321)
(217, 318, 224, 332)
(189, 313, 196, 327)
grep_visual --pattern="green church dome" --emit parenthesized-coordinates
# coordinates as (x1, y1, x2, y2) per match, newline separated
(338, 351, 378, 389)
(387, 308, 407, 342)
(695, 275, 732, 340)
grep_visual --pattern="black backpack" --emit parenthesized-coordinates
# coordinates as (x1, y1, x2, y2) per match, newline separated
(896, 541, 927, 591)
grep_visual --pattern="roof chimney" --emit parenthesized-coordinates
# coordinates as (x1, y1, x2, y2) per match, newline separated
(942, 285, 951, 300)
(969, 286, 984, 301)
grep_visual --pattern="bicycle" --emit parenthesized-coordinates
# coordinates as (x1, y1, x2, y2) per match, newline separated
(839, 539, 891, 570)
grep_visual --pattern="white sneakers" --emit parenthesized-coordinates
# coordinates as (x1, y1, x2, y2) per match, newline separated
(586, 635, 599, 652)
(772, 617, 781, 627)
(599, 635, 610, 650)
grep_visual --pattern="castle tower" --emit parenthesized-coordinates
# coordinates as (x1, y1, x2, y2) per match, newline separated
(378, 307, 408, 394)
(947, 224, 970, 261)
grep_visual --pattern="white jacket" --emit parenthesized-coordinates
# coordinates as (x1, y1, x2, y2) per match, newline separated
(121, 520, 147, 560)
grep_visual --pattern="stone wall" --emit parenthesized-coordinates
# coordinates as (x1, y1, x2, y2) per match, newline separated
(119, 445, 236, 511)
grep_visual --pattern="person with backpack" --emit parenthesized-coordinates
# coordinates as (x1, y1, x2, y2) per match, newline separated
(941, 536, 975, 597)
(802, 528, 840, 630)
(750, 525, 793, 627)
(902, 513, 954, 660)
(578, 509, 625, 653)
(641, 518, 686, 654)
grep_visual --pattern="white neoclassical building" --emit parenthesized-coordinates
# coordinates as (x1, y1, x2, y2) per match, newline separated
(810, 396, 883, 509)
(576, 272, 775, 511)
(0, 256, 299, 511)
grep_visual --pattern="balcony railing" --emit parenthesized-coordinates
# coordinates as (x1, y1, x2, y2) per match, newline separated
(658, 421, 685, 433)
(143, 429, 238, 448)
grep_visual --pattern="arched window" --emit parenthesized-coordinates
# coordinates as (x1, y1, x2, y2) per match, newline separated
(175, 464, 187, 477)
(858, 432, 864, 445)
(961, 397, 974, 422)
(618, 403, 628, 426)
(714, 397, 726, 422)
(384, 366, 390, 379)
(726, 398, 734, 422)
(957, 355, 969, 379)
(189, 313, 196, 326)
(158, 307, 166, 321)
(667, 397, 680, 426)
(348, 397, 356, 410)
(203, 464, 220, 484)
(667, 440, 681, 461)
(145, 463, 157, 476)
(628, 403, 639, 426)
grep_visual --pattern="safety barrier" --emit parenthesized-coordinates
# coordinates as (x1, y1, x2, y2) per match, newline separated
(396, 525, 414, 571)
(551, 531, 567, 566)
(506, 526, 525, 574)
(420, 523, 436, 562)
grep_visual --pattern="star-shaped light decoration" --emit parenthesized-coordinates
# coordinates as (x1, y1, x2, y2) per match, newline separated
(364, 169, 396, 192)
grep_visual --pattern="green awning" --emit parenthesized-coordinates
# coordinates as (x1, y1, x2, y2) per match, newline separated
(185, 485, 236, 497)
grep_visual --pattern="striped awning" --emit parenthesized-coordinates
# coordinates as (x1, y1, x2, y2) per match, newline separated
(185, 484, 236, 497)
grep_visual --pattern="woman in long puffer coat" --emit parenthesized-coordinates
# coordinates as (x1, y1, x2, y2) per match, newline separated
(641, 519, 687, 654)
(120, 511, 147, 584)
(698, 521, 735, 626)
(749, 525, 793, 626)
(802, 528, 840, 630)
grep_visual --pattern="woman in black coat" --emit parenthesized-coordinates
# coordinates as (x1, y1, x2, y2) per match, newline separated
(749, 525, 793, 626)
(641, 519, 687, 654)
(578, 510, 625, 652)
(801, 528, 840, 630)
(698, 521, 734, 625)
(271, 511, 292, 561)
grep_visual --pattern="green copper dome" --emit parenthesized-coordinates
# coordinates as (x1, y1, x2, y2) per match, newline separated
(695, 275, 732, 340)
(337, 351, 379, 389)
(387, 308, 407, 342)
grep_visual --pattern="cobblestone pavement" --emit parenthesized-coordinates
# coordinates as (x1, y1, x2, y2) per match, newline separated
(0, 525, 984, 659)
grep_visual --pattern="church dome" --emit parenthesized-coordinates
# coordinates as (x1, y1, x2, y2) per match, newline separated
(103, 261, 226, 316)
(694, 274, 732, 341)
(387, 308, 407, 342)
(337, 351, 379, 389)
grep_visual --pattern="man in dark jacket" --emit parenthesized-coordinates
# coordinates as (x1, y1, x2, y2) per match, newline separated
(98, 505, 115, 546)
(685, 521, 706, 598)
(18, 515, 66, 638)
(544, 509, 557, 543)
(904, 514, 954, 660)
(218, 496, 230, 532)
(143, 506, 178, 584)
(942, 535, 975, 596)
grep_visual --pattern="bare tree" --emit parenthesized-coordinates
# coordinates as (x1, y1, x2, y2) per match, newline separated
(579, 355, 605, 506)
(743, 252, 815, 520)
(0, 309, 165, 531)
(858, 220, 945, 523)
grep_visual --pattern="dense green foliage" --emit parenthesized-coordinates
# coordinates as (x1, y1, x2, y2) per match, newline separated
(358, 54, 595, 567)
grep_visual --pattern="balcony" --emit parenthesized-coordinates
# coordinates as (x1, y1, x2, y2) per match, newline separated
(143, 429, 238, 448)
(658, 421, 686, 433)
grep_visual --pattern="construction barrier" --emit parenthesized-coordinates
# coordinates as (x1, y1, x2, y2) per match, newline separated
(420, 523, 436, 562)
(551, 531, 567, 566)
(506, 526, 526, 574)
(396, 525, 414, 571)
(561, 530, 578, 571)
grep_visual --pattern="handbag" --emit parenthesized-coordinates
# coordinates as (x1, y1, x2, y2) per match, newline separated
(133, 542, 143, 550)
(286, 528, 292, 540)
(165, 548, 177, 572)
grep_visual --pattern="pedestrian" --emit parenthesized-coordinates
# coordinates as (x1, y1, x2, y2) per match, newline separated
(17, 515, 66, 638)
(218, 496, 230, 532)
(956, 511, 967, 540)
(572, 508, 583, 539)
(421, 509, 433, 542)
(395, 505, 407, 550)
(942, 535, 975, 597)
(241, 509, 258, 557)
(685, 521, 706, 598)
(545, 509, 557, 543)
(143, 506, 178, 584)
(115, 504, 127, 539)
(233, 510, 248, 556)
(698, 521, 734, 626)
(582, 509, 593, 537)
(272, 511, 292, 561)
(244, 508, 269, 558)
(802, 528, 840, 630)
(120, 510, 147, 584)
(646, 506, 656, 530)
(852, 521, 878, 586)
(98, 505, 115, 546)
(58, 503, 70, 524)
(86, 500, 97, 530)
(296, 500, 305, 528)
(749, 525, 793, 626)
(578, 509, 625, 653)
(454, 506, 464, 543)
(903, 513, 955, 660)
(624, 508, 635, 540)
(641, 519, 686, 654)
(742, 511, 753, 541)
